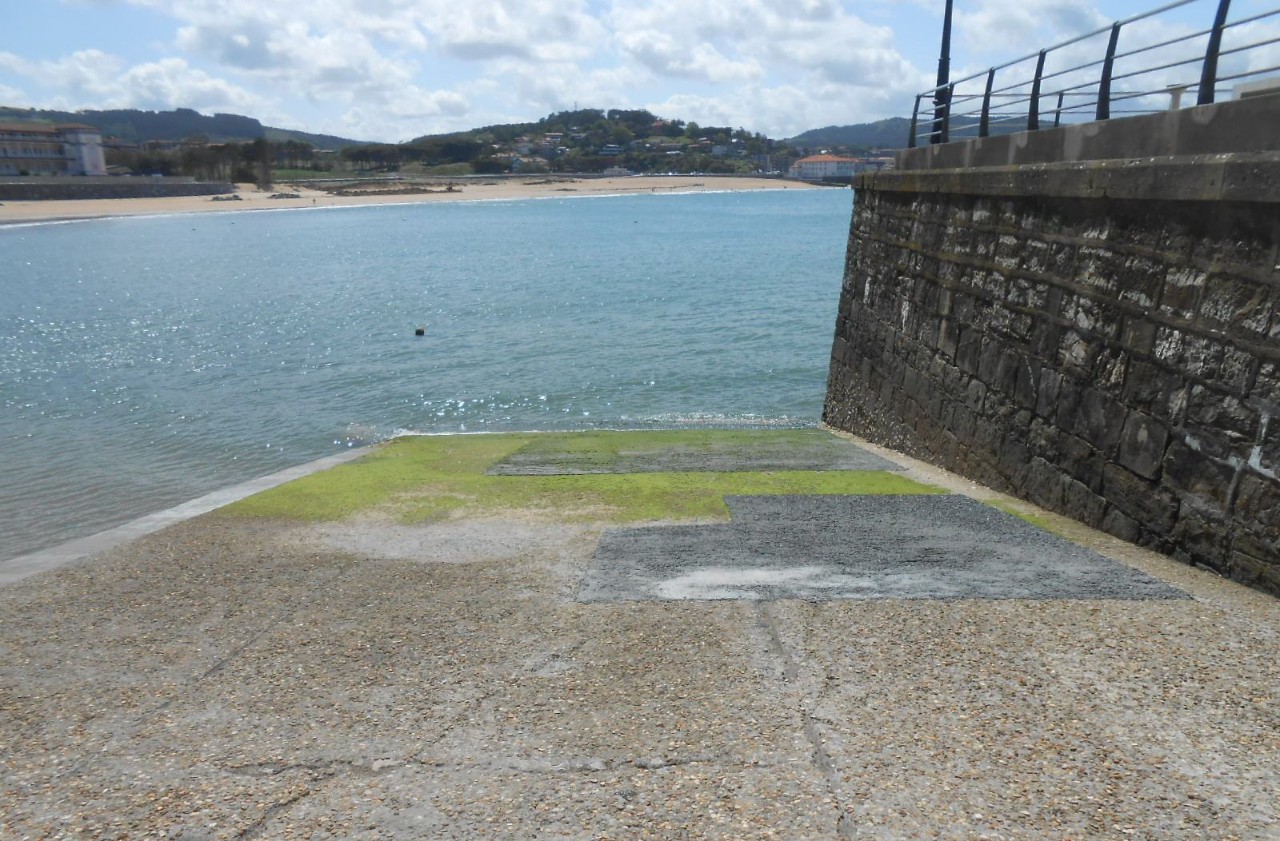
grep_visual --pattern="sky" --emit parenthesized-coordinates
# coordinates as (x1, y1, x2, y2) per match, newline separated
(0, 0, 1272, 142)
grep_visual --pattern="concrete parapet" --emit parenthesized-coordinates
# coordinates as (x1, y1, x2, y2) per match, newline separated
(898, 93, 1280, 171)
(825, 151, 1280, 593)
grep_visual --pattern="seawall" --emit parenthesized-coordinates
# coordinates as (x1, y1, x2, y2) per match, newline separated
(0, 177, 234, 201)
(824, 145, 1280, 593)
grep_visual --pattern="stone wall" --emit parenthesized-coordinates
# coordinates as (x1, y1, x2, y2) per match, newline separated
(0, 179, 233, 201)
(824, 153, 1280, 594)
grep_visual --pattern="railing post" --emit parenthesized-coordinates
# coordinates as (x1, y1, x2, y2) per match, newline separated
(1198, 0, 1233, 105)
(980, 69, 995, 137)
(1097, 22, 1122, 120)
(1028, 50, 1047, 131)
(941, 83, 955, 142)
(931, 85, 952, 145)
(1054, 91, 1065, 127)
(908, 95, 921, 148)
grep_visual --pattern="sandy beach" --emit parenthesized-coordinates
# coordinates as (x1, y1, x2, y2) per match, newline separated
(0, 175, 821, 226)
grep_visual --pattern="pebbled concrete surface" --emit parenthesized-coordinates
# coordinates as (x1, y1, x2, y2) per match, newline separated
(487, 430, 903, 475)
(2, 434, 1280, 839)
(580, 495, 1186, 602)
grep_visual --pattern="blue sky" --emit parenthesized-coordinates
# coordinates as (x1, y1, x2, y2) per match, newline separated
(0, 1, 1270, 142)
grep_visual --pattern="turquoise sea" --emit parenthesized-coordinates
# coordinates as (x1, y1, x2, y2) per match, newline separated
(1, 187, 853, 561)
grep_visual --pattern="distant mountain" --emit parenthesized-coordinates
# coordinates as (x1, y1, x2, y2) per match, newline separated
(787, 118, 913, 150)
(0, 106, 266, 142)
(0, 106, 369, 150)
(264, 126, 371, 151)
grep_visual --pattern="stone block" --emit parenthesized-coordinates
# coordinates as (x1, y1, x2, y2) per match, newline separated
(1119, 316, 1158, 355)
(1231, 530, 1280, 566)
(1058, 431, 1103, 490)
(1058, 327, 1096, 375)
(1235, 472, 1280, 530)
(1192, 228, 1274, 268)
(951, 403, 978, 442)
(956, 328, 982, 375)
(997, 438, 1031, 486)
(974, 418, 1004, 455)
(1075, 246, 1119, 294)
(1197, 274, 1275, 337)
(1116, 411, 1171, 480)
(1026, 418, 1059, 459)
(964, 378, 987, 412)
(1036, 367, 1063, 420)
(1184, 385, 1260, 452)
(1121, 359, 1184, 421)
(1102, 463, 1179, 534)
(1259, 414, 1279, 476)
(1071, 388, 1126, 456)
(1159, 266, 1206, 321)
(1031, 318, 1063, 361)
(832, 336, 848, 364)
(1062, 476, 1107, 525)
(1025, 457, 1066, 509)
(1156, 330, 1256, 393)
(1047, 241, 1077, 276)
(1101, 506, 1141, 543)
(938, 317, 959, 359)
(1228, 550, 1272, 588)
(978, 343, 1020, 396)
(1161, 437, 1237, 508)
(1170, 500, 1228, 570)
(1021, 239, 1051, 275)
(902, 366, 921, 401)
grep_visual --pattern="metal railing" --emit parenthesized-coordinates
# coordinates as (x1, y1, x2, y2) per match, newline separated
(908, 0, 1280, 147)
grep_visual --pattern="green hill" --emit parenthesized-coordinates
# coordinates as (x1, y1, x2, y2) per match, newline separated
(0, 106, 369, 150)
(787, 118, 913, 150)
(264, 126, 371, 151)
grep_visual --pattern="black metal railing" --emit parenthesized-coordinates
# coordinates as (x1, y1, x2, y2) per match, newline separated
(909, 0, 1280, 147)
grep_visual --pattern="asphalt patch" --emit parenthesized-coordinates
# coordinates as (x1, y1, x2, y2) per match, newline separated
(488, 430, 902, 475)
(578, 495, 1187, 602)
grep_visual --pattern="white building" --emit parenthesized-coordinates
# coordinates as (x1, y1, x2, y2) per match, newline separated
(0, 122, 108, 176)
(788, 154, 863, 180)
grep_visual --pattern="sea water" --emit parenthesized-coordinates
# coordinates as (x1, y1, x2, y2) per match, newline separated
(1, 187, 853, 560)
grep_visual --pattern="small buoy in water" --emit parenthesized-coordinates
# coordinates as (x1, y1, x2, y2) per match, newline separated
(414, 326, 425, 336)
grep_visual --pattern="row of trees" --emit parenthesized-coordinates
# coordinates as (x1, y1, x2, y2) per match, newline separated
(108, 137, 304, 184)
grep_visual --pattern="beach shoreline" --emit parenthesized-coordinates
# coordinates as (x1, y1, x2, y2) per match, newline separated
(0, 174, 824, 226)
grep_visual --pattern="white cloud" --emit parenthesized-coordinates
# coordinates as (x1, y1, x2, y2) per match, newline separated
(0, 48, 266, 114)
(6, 0, 960, 139)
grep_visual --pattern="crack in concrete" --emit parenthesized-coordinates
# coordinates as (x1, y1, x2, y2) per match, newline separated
(753, 602, 855, 839)
(233, 770, 339, 841)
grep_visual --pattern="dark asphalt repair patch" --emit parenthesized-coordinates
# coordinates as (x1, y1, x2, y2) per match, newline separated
(578, 495, 1187, 602)
(488, 430, 903, 475)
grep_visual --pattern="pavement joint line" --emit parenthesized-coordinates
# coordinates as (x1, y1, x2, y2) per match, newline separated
(0, 445, 375, 587)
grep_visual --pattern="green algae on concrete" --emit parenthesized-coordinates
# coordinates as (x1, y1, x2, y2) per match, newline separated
(985, 498, 1062, 535)
(488, 427, 902, 474)
(222, 430, 943, 524)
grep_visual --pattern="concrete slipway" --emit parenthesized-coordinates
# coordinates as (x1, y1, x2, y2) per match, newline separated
(1, 429, 1278, 840)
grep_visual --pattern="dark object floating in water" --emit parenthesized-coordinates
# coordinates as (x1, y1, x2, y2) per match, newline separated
(414, 326, 425, 336)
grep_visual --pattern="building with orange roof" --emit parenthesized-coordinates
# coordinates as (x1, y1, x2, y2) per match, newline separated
(788, 153, 886, 181)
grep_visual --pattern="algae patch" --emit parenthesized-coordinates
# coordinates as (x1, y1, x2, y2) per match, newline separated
(222, 430, 943, 524)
